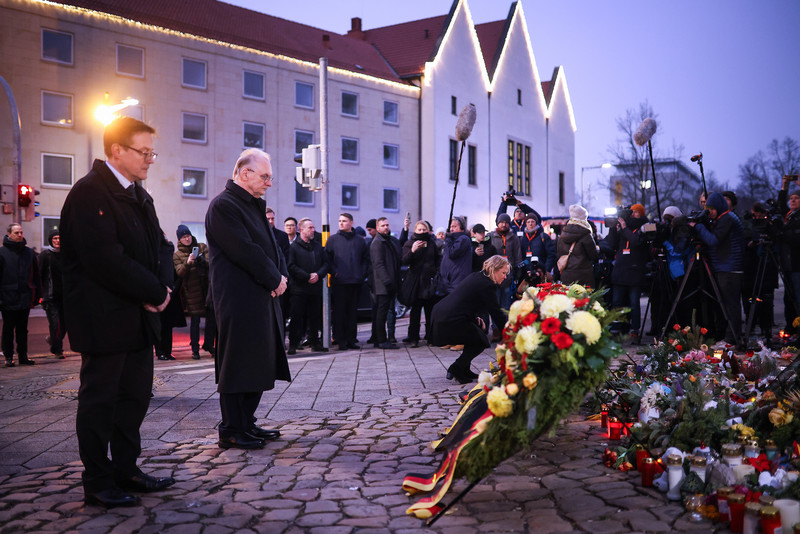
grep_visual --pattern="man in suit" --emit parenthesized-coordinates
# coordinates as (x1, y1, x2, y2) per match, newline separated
(60, 117, 174, 508)
(206, 148, 290, 450)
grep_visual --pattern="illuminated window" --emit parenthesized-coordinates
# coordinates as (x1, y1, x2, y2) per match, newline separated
(383, 188, 399, 212)
(182, 112, 207, 143)
(182, 58, 206, 89)
(41, 91, 72, 126)
(41, 29, 72, 65)
(243, 70, 265, 100)
(383, 101, 398, 124)
(182, 167, 206, 197)
(342, 184, 358, 209)
(341, 137, 359, 163)
(468, 145, 476, 185)
(383, 144, 398, 169)
(243, 121, 265, 149)
(295, 181, 313, 205)
(42, 153, 73, 186)
(295, 82, 314, 109)
(507, 138, 531, 195)
(116, 44, 144, 78)
(341, 91, 358, 117)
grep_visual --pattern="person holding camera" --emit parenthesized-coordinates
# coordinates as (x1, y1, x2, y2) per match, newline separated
(520, 213, 556, 273)
(600, 204, 649, 340)
(778, 176, 800, 326)
(689, 192, 745, 344)
(497, 191, 541, 236)
(174, 225, 214, 360)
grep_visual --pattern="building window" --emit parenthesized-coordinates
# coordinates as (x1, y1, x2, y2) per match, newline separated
(116, 44, 144, 78)
(341, 184, 358, 209)
(182, 167, 206, 197)
(383, 188, 399, 212)
(295, 181, 313, 205)
(383, 144, 398, 169)
(41, 29, 72, 65)
(41, 153, 73, 186)
(182, 112, 207, 143)
(341, 137, 359, 163)
(559, 172, 565, 205)
(468, 145, 476, 185)
(243, 121, 265, 149)
(295, 81, 314, 109)
(383, 100, 398, 124)
(295, 130, 314, 158)
(508, 139, 531, 195)
(243, 70, 265, 100)
(517, 89, 522, 106)
(41, 217, 60, 248)
(341, 91, 358, 117)
(451, 96, 457, 115)
(41, 91, 72, 126)
(182, 58, 207, 89)
(449, 139, 458, 181)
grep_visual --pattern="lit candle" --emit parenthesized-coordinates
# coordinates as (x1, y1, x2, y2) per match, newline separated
(690, 455, 707, 483)
(760, 505, 782, 534)
(722, 443, 743, 467)
(717, 487, 733, 522)
(728, 493, 746, 533)
(744, 439, 760, 459)
(600, 405, 608, 428)
(765, 439, 778, 461)
(640, 457, 655, 487)
(608, 417, 622, 440)
(773, 499, 800, 533)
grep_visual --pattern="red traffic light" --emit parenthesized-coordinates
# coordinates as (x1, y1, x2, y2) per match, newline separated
(18, 184, 33, 207)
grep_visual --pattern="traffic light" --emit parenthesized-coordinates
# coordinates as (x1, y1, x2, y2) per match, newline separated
(18, 184, 33, 207)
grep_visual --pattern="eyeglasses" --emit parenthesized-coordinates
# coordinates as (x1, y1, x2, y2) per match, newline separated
(123, 145, 158, 161)
(245, 168, 273, 182)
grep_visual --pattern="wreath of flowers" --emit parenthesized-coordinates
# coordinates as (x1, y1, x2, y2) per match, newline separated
(455, 283, 626, 481)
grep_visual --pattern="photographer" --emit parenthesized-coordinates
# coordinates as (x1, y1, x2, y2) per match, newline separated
(520, 213, 556, 273)
(497, 191, 541, 235)
(777, 177, 800, 326)
(599, 204, 649, 339)
(741, 202, 779, 338)
(557, 204, 598, 288)
(689, 192, 745, 344)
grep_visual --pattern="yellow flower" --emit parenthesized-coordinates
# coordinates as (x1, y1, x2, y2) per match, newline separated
(508, 297, 534, 323)
(731, 423, 755, 437)
(539, 294, 574, 318)
(523, 372, 538, 390)
(768, 408, 794, 427)
(506, 383, 519, 396)
(565, 311, 602, 344)
(515, 326, 543, 355)
(487, 387, 514, 417)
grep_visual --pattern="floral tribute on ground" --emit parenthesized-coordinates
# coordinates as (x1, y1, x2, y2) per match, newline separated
(402, 283, 626, 519)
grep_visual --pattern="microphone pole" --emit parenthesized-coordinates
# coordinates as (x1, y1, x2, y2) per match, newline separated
(447, 142, 466, 227)
(448, 104, 476, 226)
(647, 140, 662, 221)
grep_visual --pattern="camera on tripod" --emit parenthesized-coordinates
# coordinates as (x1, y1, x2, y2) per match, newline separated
(749, 199, 783, 241)
(603, 206, 633, 228)
(686, 209, 711, 226)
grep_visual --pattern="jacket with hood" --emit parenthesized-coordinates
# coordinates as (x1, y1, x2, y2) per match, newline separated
(557, 224, 598, 287)
(693, 192, 745, 273)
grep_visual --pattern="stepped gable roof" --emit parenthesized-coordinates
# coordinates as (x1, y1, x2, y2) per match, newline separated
(475, 19, 507, 80)
(54, 0, 403, 83)
(362, 15, 450, 79)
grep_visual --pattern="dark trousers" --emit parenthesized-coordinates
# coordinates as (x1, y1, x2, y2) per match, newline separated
(76, 347, 153, 492)
(219, 391, 263, 436)
(613, 284, 643, 333)
(715, 271, 743, 343)
(43, 302, 66, 355)
(289, 293, 322, 348)
(332, 284, 359, 346)
(156, 312, 173, 357)
(407, 298, 434, 341)
(188, 314, 217, 354)
(373, 292, 396, 344)
(1, 308, 30, 361)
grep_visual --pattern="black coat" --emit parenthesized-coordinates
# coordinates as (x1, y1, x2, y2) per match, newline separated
(471, 238, 498, 272)
(288, 237, 328, 296)
(0, 236, 41, 311)
(325, 230, 369, 286)
(38, 247, 62, 305)
(557, 224, 598, 288)
(60, 159, 168, 353)
(206, 180, 290, 394)
(401, 232, 441, 301)
(430, 271, 506, 348)
(370, 232, 401, 295)
(600, 217, 648, 287)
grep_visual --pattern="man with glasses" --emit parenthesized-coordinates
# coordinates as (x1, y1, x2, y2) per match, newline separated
(206, 148, 290, 450)
(61, 116, 175, 508)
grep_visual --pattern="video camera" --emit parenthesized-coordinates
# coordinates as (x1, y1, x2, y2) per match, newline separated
(603, 206, 633, 228)
(749, 199, 783, 241)
(501, 187, 518, 205)
(686, 209, 711, 226)
(514, 257, 546, 290)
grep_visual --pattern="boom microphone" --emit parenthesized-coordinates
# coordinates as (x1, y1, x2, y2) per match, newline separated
(633, 118, 657, 146)
(455, 103, 477, 141)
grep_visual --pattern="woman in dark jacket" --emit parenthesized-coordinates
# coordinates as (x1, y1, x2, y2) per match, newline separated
(401, 221, 441, 346)
(436, 217, 472, 297)
(430, 255, 509, 384)
(557, 204, 598, 288)
(174, 225, 211, 359)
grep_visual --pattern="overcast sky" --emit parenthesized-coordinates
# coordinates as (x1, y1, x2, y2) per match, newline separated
(224, 0, 800, 192)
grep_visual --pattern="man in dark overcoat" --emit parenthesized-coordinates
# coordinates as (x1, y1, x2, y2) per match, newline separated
(287, 218, 328, 354)
(60, 117, 174, 508)
(205, 148, 290, 450)
(370, 217, 401, 349)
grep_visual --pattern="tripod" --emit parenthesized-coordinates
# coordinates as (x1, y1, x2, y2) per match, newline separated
(637, 252, 674, 344)
(658, 244, 741, 346)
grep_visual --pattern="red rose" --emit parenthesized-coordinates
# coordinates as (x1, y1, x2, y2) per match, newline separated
(673, 324, 681, 331)
(521, 313, 538, 327)
(551, 332, 573, 350)
(540, 317, 561, 335)
(700, 327, 708, 335)
(573, 298, 590, 308)
(676, 344, 683, 351)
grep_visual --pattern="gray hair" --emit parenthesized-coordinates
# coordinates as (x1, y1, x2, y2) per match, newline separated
(232, 148, 271, 178)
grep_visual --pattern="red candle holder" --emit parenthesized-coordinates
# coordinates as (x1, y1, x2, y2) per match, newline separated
(600, 407, 608, 429)
(640, 457, 655, 486)
(608, 418, 622, 440)
(635, 448, 649, 471)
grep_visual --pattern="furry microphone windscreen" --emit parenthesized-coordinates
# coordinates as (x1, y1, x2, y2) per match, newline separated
(633, 117, 658, 146)
(455, 104, 477, 141)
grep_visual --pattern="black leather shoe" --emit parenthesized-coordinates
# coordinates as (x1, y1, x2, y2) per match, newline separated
(287, 346, 297, 355)
(5, 360, 15, 368)
(218, 433, 265, 450)
(19, 358, 35, 366)
(115, 472, 176, 493)
(249, 426, 281, 440)
(346, 343, 360, 350)
(157, 354, 171, 361)
(84, 487, 141, 508)
(191, 353, 201, 360)
(375, 342, 399, 350)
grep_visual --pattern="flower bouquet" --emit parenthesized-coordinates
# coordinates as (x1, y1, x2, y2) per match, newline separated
(402, 283, 625, 519)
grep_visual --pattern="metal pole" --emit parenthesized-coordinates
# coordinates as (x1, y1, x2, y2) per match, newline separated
(319, 58, 331, 349)
(0, 75, 22, 224)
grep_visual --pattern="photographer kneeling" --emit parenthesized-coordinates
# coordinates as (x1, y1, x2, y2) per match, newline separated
(689, 192, 745, 344)
(430, 255, 509, 384)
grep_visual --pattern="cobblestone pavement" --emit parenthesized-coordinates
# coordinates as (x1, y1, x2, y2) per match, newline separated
(0, 317, 745, 533)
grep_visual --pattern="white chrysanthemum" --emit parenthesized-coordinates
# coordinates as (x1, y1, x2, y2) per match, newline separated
(477, 371, 494, 389)
(539, 294, 574, 318)
(515, 325, 543, 354)
(592, 301, 606, 316)
(568, 283, 587, 296)
(641, 383, 668, 413)
(565, 310, 602, 344)
(508, 297, 534, 323)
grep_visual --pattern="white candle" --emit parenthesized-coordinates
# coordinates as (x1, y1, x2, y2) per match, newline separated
(732, 464, 755, 484)
(773, 499, 800, 532)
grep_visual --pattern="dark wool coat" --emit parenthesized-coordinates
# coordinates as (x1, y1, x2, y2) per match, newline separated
(438, 231, 472, 295)
(401, 232, 441, 301)
(600, 217, 649, 287)
(60, 159, 168, 353)
(470, 237, 498, 272)
(325, 229, 369, 285)
(288, 237, 328, 296)
(557, 224, 598, 288)
(370, 232, 401, 295)
(430, 271, 506, 348)
(206, 180, 290, 394)
(174, 239, 209, 316)
(37, 247, 62, 305)
(0, 236, 41, 311)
